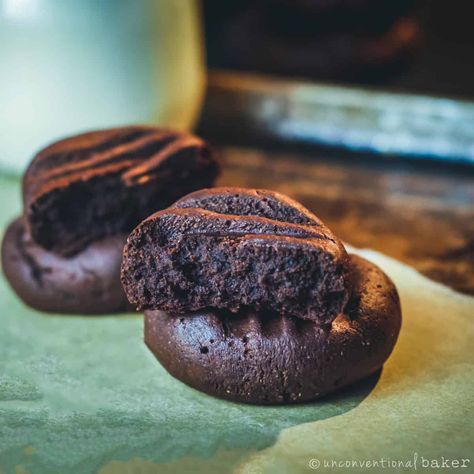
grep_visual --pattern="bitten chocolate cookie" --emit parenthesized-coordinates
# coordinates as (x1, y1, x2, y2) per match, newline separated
(24, 126, 219, 256)
(144, 254, 401, 404)
(122, 188, 351, 324)
(123, 187, 401, 404)
(2, 126, 219, 314)
(2, 218, 131, 314)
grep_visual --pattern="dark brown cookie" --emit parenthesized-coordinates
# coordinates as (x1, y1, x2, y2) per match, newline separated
(267, 0, 416, 34)
(171, 187, 324, 226)
(122, 187, 351, 324)
(144, 254, 401, 404)
(23, 126, 219, 256)
(206, 3, 418, 82)
(2, 218, 131, 314)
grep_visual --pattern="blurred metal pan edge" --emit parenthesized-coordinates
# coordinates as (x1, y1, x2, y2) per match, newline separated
(199, 71, 474, 166)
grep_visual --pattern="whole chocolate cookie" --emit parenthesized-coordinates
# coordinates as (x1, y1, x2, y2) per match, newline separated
(205, 1, 418, 82)
(267, 0, 416, 34)
(217, 8, 419, 81)
(122, 188, 351, 324)
(24, 126, 219, 256)
(145, 254, 401, 404)
(2, 218, 131, 314)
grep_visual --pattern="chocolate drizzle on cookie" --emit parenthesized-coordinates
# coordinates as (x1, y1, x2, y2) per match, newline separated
(121, 187, 351, 323)
(23, 126, 219, 256)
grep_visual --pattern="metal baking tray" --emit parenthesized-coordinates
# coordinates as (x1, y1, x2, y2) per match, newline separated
(198, 71, 474, 166)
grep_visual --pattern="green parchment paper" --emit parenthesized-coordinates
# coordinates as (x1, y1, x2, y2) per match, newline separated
(0, 175, 473, 474)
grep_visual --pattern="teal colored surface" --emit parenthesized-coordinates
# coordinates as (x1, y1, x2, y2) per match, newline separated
(2, 174, 473, 474)
(0, 175, 375, 473)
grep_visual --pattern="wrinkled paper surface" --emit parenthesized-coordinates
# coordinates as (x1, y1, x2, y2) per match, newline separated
(0, 176, 472, 474)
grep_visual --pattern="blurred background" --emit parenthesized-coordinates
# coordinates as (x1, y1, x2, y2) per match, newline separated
(1, 0, 473, 294)
(203, 0, 474, 96)
(0, 0, 205, 172)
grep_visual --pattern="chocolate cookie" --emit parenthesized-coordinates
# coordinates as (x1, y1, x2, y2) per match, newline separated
(171, 187, 323, 226)
(144, 254, 401, 404)
(204, 1, 418, 82)
(267, 0, 416, 34)
(218, 8, 418, 81)
(2, 218, 131, 314)
(3, 127, 219, 314)
(23, 126, 219, 256)
(121, 188, 351, 323)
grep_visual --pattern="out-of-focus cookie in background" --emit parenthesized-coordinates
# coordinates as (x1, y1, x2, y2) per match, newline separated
(203, 0, 474, 96)
(203, 0, 420, 82)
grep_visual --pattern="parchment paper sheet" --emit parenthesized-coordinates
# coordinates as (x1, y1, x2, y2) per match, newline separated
(0, 176, 472, 474)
